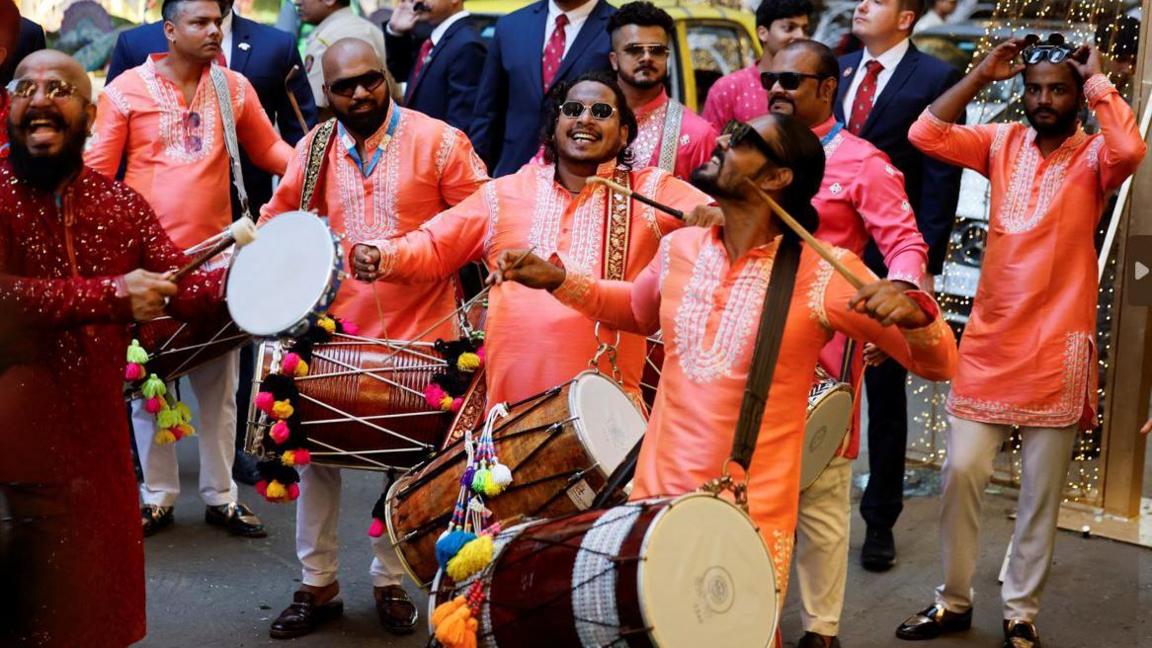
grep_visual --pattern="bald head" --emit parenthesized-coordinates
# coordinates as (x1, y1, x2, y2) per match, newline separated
(14, 50, 94, 101)
(321, 37, 383, 86)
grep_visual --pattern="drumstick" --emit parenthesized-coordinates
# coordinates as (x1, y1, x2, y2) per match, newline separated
(586, 176, 684, 220)
(168, 219, 258, 282)
(284, 65, 311, 135)
(740, 178, 866, 289)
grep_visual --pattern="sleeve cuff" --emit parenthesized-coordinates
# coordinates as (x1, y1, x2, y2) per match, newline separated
(551, 267, 593, 307)
(898, 290, 949, 347)
(360, 238, 397, 278)
(1083, 74, 1115, 104)
(918, 107, 952, 129)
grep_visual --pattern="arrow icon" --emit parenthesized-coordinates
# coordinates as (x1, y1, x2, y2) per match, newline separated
(1137, 261, 1149, 281)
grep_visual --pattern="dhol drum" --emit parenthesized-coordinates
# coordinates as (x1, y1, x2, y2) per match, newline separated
(134, 312, 248, 384)
(429, 493, 778, 648)
(386, 371, 646, 586)
(639, 333, 664, 412)
(800, 367, 853, 491)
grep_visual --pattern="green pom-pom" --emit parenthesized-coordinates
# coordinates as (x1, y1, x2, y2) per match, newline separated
(126, 339, 149, 364)
(141, 374, 167, 398)
(175, 401, 192, 424)
(156, 407, 179, 429)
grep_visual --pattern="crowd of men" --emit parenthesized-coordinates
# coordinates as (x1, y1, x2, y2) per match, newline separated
(0, 0, 1145, 647)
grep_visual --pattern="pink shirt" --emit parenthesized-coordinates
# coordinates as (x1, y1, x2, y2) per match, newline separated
(630, 92, 718, 180)
(909, 75, 1145, 429)
(701, 65, 767, 132)
(86, 56, 292, 249)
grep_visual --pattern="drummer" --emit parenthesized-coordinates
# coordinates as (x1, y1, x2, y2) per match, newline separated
(258, 38, 489, 639)
(487, 113, 957, 638)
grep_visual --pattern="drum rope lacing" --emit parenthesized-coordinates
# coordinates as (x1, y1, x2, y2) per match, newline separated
(589, 322, 623, 384)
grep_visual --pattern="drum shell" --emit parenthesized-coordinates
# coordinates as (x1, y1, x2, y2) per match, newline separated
(640, 336, 664, 413)
(135, 313, 248, 384)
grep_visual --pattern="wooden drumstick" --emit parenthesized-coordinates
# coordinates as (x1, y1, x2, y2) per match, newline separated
(586, 176, 684, 220)
(740, 178, 866, 289)
(284, 65, 311, 135)
(169, 219, 258, 282)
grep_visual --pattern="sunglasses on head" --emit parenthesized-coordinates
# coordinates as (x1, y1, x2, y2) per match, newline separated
(6, 78, 83, 100)
(622, 43, 670, 58)
(559, 101, 617, 120)
(1021, 33, 1076, 65)
(721, 120, 781, 164)
(327, 70, 388, 98)
(760, 71, 825, 91)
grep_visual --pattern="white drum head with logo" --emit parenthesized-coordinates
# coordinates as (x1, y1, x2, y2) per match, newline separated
(638, 494, 777, 647)
(568, 372, 646, 477)
(800, 387, 852, 490)
(226, 211, 341, 337)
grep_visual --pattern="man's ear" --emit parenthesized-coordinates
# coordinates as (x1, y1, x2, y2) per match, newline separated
(897, 10, 917, 33)
(819, 76, 838, 102)
(609, 51, 619, 73)
(85, 102, 97, 135)
(759, 166, 793, 193)
(164, 19, 176, 42)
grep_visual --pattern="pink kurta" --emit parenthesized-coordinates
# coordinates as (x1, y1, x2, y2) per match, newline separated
(86, 55, 292, 249)
(367, 162, 709, 406)
(701, 65, 767, 132)
(909, 74, 1146, 429)
(261, 106, 490, 339)
(630, 92, 718, 180)
(551, 227, 957, 595)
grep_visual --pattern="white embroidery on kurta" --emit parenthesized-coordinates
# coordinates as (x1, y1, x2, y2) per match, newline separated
(103, 86, 131, 116)
(996, 130, 1085, 234)
(989, 123, 1010, 158)
(481, 182, 500, 256)
(528, 167, 609, 276)
(139, 60, 217, 164)
(823, 131, 846, 159)
(638, 169, 667, 240)
(630, 102, 668, 167)
(657, 235, 673, 290)
(807, 247, 848, 329)
(1085, 136, 1104, 172)
(434, 126, 456, 177)
(337, 111, 406, 243)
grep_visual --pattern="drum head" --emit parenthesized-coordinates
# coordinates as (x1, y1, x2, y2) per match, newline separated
(226, 212, 340, 337)
(638, 494, 778, 647)
(800, 389, 853, 490)
(568, 372, 646, 477)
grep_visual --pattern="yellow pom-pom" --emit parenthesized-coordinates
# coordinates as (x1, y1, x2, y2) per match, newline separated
(153, 429, 177, 445)
(272, 399, 295, 419)
(175, 401, 193, 424)
(431, 596, 466, 628)
(281, 450, 296, 466)
(434, 602, 473, 647)
(265, 480, 287, 499)
(317, 317, 336, 334)
(294, 359, 309, 377)
(177, 423, 196, 438)
(456, 352, 481, 372)
(439, 394, 455, 411)
(445, 534, 494, 581)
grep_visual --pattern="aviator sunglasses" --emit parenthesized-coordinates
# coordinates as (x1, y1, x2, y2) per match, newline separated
(1020, 33, 1076, 65)
(559, 101, 617, 120)
(6, 78, 84, 100)
(327, 70, 388, 98)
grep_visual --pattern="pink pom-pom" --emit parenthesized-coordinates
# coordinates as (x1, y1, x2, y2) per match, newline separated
(451, 397, 464, 412)
(476, 346, 485, 361)
(280, 353, 301, 376)
(341, 320, 359, 335)
(269, 420, 290, 444)
(145, 396, 163, 414)
(287, 483, 300, 500)
(124, 363, 145, 381)
(169, 426, 184, 441)
(424, 383, 447, 408)
(255, 480, 268, 497)
(368, 518, 386, 537)
(293, 448, 312, 466)
(255, 391, 275, 414)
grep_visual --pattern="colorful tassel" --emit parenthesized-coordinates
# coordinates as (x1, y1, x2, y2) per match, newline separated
(341, 320, 359, 335)
(126, 339, 150, 364)
(294, 359, 309, 377)
(280, 353, 301, 376)
(491, 463, 512, 489)
(281, 450, 297, 466)
(431, 596, 465, 628)
(316, 316, 336, 334)
(446, 534, 494, 581)
(451, 397, 464, 412)
(141, 374, 166, 398)
(176, 422, 195, 438)
(368, 517, 385, 538)
(265, 480, 287, 499)
(145, 396, 164, 415)
(434, 601, 473, 647)
(153, 428, 177, 445)
(255, 391, 275, 414)
(425, 383, 447, 409)
(470, 467, 490, 494)
(456, 352, 481, 372)
(124, 363, 145, 381)
(292, 448, 311, 465)
(435, 530, 476, 568)
(269, 420, 290, 444)
(272, 399, 294, 420)
(439, 395, 455, 411)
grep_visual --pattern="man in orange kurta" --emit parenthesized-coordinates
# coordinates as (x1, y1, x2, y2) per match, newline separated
(489, 114, 956, 638)
(85, 0, 292, 541)
(259, 38, 489, 640)
(352, 72, 710, 409)
(895, 40, 1145, 648)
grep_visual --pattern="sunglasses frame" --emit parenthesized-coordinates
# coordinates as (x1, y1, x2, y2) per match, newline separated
(559, 101, 617, 121)
(1020, 33, 1076, 66)
(760, 71, 826, 91)
(621, 43, 671, 59)
(721, 120, 782, 165)
(326, 70, 388, 98)
(6, 78, 82, 100)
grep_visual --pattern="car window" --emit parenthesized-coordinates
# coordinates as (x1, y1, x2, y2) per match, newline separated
(684, 20, 755, 109)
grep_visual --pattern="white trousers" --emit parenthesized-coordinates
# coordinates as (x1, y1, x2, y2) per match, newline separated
(295, 463, 405, 588)
(132, 349, 241, 508)
(935, 416, 1076, 622)
(795, 456, 853, 637)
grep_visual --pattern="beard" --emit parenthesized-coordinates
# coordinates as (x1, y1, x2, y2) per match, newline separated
(689, 147, 734, 198)
(620, 68, 665, 91)
(332, 98, 389, 141)
(6, 121, 87, 192)
(1024, 106, 1079, 137)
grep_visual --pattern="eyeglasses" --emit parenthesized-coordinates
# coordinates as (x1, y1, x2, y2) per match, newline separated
(6, 78, 83, 100)
(327, 70, 388, 98)
(182, 111, 203, 153)
(760, 71, 825, 91)
(559, 101, 617, 120)
(1021, 33, 1076, 65)
(721, 120, 781, 163)
(622, 43, 670, 58)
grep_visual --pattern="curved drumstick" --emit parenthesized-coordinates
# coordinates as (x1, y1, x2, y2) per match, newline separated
(586, 176, 684, 220)
(169, 219, 258, 282)
(284, 65, 311, 135)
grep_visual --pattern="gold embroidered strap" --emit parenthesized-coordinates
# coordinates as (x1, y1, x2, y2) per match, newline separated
(209, 65, 251, 220)
(656, 100, 684, 173)
(300, 118, 337, 211)
(601, 168, 633, 281)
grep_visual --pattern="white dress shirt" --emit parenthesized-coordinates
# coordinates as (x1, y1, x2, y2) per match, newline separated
(429, 10, 471, 46)
(221, 11, 234, 67)
(544, 0, 597, 58)
(841, 37, 910, 119)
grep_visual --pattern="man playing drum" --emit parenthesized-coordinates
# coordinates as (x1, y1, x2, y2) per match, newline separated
(85, 0, 292, 539)
(258, 37, 489, 639)
(488, 113, 958, 642)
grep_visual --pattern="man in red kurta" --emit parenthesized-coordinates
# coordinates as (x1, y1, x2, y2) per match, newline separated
(0, 50, 223, 647)
(0, 0, 18, 156)
(896, 40, 1145, 648)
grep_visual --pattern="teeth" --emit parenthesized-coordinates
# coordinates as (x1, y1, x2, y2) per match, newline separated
(573, 134, 596, 141)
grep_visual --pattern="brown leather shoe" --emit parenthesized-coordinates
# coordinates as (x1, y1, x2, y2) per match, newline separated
(269, 590, 343, 640)
(374, 585, 418, 635)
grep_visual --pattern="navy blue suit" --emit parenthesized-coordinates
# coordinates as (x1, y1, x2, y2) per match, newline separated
(106, 15, 317, 213)
(835, 43, 962, 537)
(469, 0, 615, 177)
(1, 18, 47, 85)
(386, 18, 486, 132)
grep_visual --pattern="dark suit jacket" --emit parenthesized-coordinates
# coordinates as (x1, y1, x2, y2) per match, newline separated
(469, 0, 615, 177)
(386, 17, 486, 133)
(0, 18, 47, 84)
(835, 43, 963, 274)
(106, 15, 317, 214)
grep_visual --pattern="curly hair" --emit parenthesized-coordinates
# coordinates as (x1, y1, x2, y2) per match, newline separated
(538, 70, 639, 168)
(755, 0, 814, 31)
(607, 1, 676, 40)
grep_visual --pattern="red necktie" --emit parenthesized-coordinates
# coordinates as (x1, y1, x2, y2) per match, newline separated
(847, 60, 883, 135)
(410, 39, 433, 84)
(541, 13, 569, 89)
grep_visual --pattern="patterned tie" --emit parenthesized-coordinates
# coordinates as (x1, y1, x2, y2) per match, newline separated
(410, 39, 433, 84)
(541, 13, 569, 89)
(847, 60, 883, 135)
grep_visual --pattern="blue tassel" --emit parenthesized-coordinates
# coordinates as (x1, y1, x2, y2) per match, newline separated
(460, 466, 476, 489)
(435, 530, 476, 568)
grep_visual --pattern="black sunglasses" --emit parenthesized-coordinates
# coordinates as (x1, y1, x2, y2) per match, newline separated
(622, 43, 670, 58)
(1021, 33, 1076, 65)
(721, 120, 781, 164)
(7, 78, 83, 100)
(327, 70, 388, 98)
(760, 71, 825, 91)
(559, 101, 617, 120)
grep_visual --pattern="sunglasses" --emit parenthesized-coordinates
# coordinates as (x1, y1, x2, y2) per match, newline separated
(1021, 33, 1076, 65)
(6, 78, 83, 100)
(559, 101, 617, 120)
(760, 71, 825, 91)
(622, 43, 670, 58)
(722, 120, 781, 164)
(182, 111, 203, 153)
(327, 70, 388, 98)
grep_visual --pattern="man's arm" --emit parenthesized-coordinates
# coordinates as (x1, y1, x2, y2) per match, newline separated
(236, 77, 294, 175)
(437, 128, 490, 205)
(84, 86, 131, 178)
(106, 31, 137, 84)
(468, 25, 508, 167)
(259, 138, 308, 223)
(1068, 48, 1148, 192)
(851, 152, 929, 286)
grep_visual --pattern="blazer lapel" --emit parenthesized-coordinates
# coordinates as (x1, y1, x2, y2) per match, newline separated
(547, 0, 610, 92)
(529, 1, 548, 101)
(860, 45, 919, 137)
(834, 50, 863, 123)
(409, 19, 464, 100)
(230, 15, 254, 75)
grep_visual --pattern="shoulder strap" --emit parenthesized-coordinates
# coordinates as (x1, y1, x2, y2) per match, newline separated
(209, 65, 251, 220)
(656, 100, 684, 173)
(300, 119, 338, 211)
(601, 168, 633, 281)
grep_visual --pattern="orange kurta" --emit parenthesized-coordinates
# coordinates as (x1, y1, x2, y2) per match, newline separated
(86, 55, 292, 249)
(261, 105, 490, 339)
(367, 162, 709, 406)
(552, 227, 957, 594)
(909, 74, 1146, 429)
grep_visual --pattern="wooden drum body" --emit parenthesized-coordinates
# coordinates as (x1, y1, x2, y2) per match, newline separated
(800, 368, 853, 491)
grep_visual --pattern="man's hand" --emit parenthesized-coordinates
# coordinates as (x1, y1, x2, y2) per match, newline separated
(848, 280, 930, 329)
(862, 342, 890, 367)
(488, 249, 565, 291)
(351, 243, 381, 282)
(122, 269, 178, 322)
(974, 38, 1028, 84)
(1141, 419, 1152, 435)
(683, 204, 725, 228)
(1068, 45, 1104, 81)
(388, 0, 419, 35)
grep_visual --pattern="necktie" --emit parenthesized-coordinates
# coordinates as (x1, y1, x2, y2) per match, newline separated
(541, 13, 569, 89)
(847, 60, 883, 135)
(410, 39, 433, 85)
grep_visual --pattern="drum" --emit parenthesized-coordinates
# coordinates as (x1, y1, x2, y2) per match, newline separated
(800, 368, 853, 491)
(134, 312, 248, 384)
(639, 334, 664, 412)
(429, 493, 778, 648)
(386, 371, 646, 586)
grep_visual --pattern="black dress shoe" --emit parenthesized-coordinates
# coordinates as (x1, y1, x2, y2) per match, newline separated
(205, 502, 267, 538)
(374, 585, 418, 635)
(141, 505, 174, 537)
(896, 604, 972, 640)
(861, 526, 896, 571)
(798, 631, 842, 648)
(1003, 619, 1041, 648)
(269, 591, 344, 639)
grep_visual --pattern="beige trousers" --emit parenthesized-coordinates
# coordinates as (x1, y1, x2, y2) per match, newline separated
(795, 456, 854, 637)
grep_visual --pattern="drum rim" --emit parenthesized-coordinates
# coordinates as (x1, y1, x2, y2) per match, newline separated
(566, 370, 647, 481)
(800, 384, 853, 491)
(383, 472, 431, 588)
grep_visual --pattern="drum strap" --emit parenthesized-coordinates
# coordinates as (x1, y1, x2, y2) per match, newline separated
(602, 168, 633, 281)
(300, 119, 338, 211)
(730, 236, 802, 470)
(656, 100, 684, 173)
(209, 65, 252, 221)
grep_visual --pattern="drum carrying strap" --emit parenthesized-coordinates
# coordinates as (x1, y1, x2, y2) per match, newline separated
(601, 168, 633, 281)
(209, 65, 252, 221)
(656, 100, 684, 173)
(299, 118, 337, 211)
